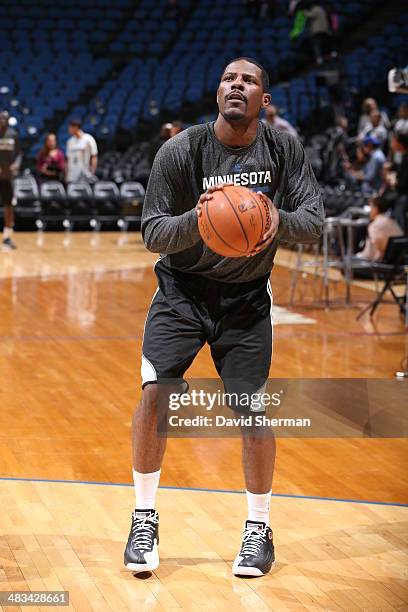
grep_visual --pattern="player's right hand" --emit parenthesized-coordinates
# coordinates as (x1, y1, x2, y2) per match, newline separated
(196, 183, 233, 218)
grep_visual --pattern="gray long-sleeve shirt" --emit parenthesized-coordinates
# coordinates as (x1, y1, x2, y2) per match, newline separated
(142, 121, 324, 283)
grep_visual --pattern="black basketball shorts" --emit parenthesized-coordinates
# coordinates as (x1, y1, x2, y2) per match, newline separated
(0, 180, 13, 207)
(141, 260, 273, 413)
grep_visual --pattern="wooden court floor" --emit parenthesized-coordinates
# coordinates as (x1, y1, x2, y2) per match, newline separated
(0, 232, 407, 610)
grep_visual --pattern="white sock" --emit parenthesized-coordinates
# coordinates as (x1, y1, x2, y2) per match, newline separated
(246, 489, 271, 525)
(133, 468, 161, 510)
(3, 227, 12, 239)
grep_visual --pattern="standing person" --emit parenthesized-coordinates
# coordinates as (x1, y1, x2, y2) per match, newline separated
(124, 57, 324, 577)
(65, 119, 98, 183)
(303, 3, 330, 64)
(0, 110, 21, 251)
(36, 133, 65, 182)
(148, 123, 173, 167)
(262, 104, 298, 137)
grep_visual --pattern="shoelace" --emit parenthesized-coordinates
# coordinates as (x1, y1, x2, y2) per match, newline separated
(131, 513, 159, 551)
(240, 527, 267, 557)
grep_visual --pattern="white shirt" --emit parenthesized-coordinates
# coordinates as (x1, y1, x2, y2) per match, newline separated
(356, 214, 403, 261)
(66, 132, 98, 182)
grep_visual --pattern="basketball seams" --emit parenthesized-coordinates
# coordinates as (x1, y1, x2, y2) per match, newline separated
(204, 199, 245, 255)
(223, 188, 250, 251)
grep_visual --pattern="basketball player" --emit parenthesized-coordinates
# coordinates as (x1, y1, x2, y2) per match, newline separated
(0, 110, 21, 250)
(124, 58, 324, 577)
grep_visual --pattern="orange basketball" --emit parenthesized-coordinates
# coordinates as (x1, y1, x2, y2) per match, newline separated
(198, 185, 271, 257)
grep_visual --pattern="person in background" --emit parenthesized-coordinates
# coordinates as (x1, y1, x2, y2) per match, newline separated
(66, 119, 98, 183)
(303, 2, 330, 64)
(385, 133, 408, 233)
(262, 104, 298, 137)
(393, 102, 408, 135)
(358, 109, 388, 148)
(357, 98, 390, 134)
(355, 191, 403, 262)
(0, 110, 21, 251)
(170, 120, 183, 138)
(149, 123, 173, 167)
(346, 136, 385, 195)
(37, 133, 65, 182)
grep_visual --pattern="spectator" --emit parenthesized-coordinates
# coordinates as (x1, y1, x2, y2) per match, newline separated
(149, 122, 173, 167)
(262, 104, 298, 137)
(358, 98, 390, 134)
(170, 120, 183, 138)
(346, 136, 385, 195)
(386, 132, 408, 233)
(66, 119, 98, 183)
(0, 109, 21, 251)
(355, 192, 403, 262)
(36, 133, 65, 182)
(394, 102, 408, 135)
(303, 3, 330, 64)
(358, 109, 388, 148)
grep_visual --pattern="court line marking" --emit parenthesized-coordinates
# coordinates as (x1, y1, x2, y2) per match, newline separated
(0, 476, 407, 508)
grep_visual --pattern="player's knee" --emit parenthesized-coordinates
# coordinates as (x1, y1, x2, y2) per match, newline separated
(140, 384, 159, 411)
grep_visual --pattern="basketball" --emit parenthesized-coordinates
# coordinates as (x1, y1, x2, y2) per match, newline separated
(198, 185, 271, 257)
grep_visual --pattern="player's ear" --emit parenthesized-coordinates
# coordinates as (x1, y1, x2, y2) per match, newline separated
(262, 93, 271, 108)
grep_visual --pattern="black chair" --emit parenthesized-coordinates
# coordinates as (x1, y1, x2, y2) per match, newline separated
(118, 181, 145, 230)
(356, 236, 408, 320)
(14, 177, 41, 229)
(93, 181, 120, 229)
(66, 183, 95, 229)
(39, 181, 68, 230)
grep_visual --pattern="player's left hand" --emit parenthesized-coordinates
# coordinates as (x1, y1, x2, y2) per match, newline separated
(246, 192, 279, 257)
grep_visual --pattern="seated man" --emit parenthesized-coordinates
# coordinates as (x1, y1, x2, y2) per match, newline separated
(346, 136, 386, 195)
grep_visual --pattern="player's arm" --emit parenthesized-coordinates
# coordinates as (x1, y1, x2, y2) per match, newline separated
(142, 143, 201, 254)
(276, 134, 325, 244)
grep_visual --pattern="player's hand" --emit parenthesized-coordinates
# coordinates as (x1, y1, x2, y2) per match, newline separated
(196, 183, 233, 218)
(246, 192, 279, 257)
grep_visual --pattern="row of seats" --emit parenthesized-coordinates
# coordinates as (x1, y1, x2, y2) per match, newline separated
(12, 177, 145, 231)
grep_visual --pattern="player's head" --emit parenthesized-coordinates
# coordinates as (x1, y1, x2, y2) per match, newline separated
(0, 110, 9, 130)
(68, 118, 82, 136)
(217, 58, 271, 123)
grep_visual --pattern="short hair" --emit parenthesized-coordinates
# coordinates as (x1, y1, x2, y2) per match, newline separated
(371, 190, 397, 214)
(69, 118, 82, 128)
(222, 57, 270, 92)
(395, 132, 408, 149)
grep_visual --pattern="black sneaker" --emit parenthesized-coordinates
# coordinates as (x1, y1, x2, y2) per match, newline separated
(124, 509, 159, 573)
(233, 520, 275, 577)
(2, 237, 17, 251)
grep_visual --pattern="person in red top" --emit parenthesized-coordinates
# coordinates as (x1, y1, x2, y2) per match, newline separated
(36, 133, 65, 182)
